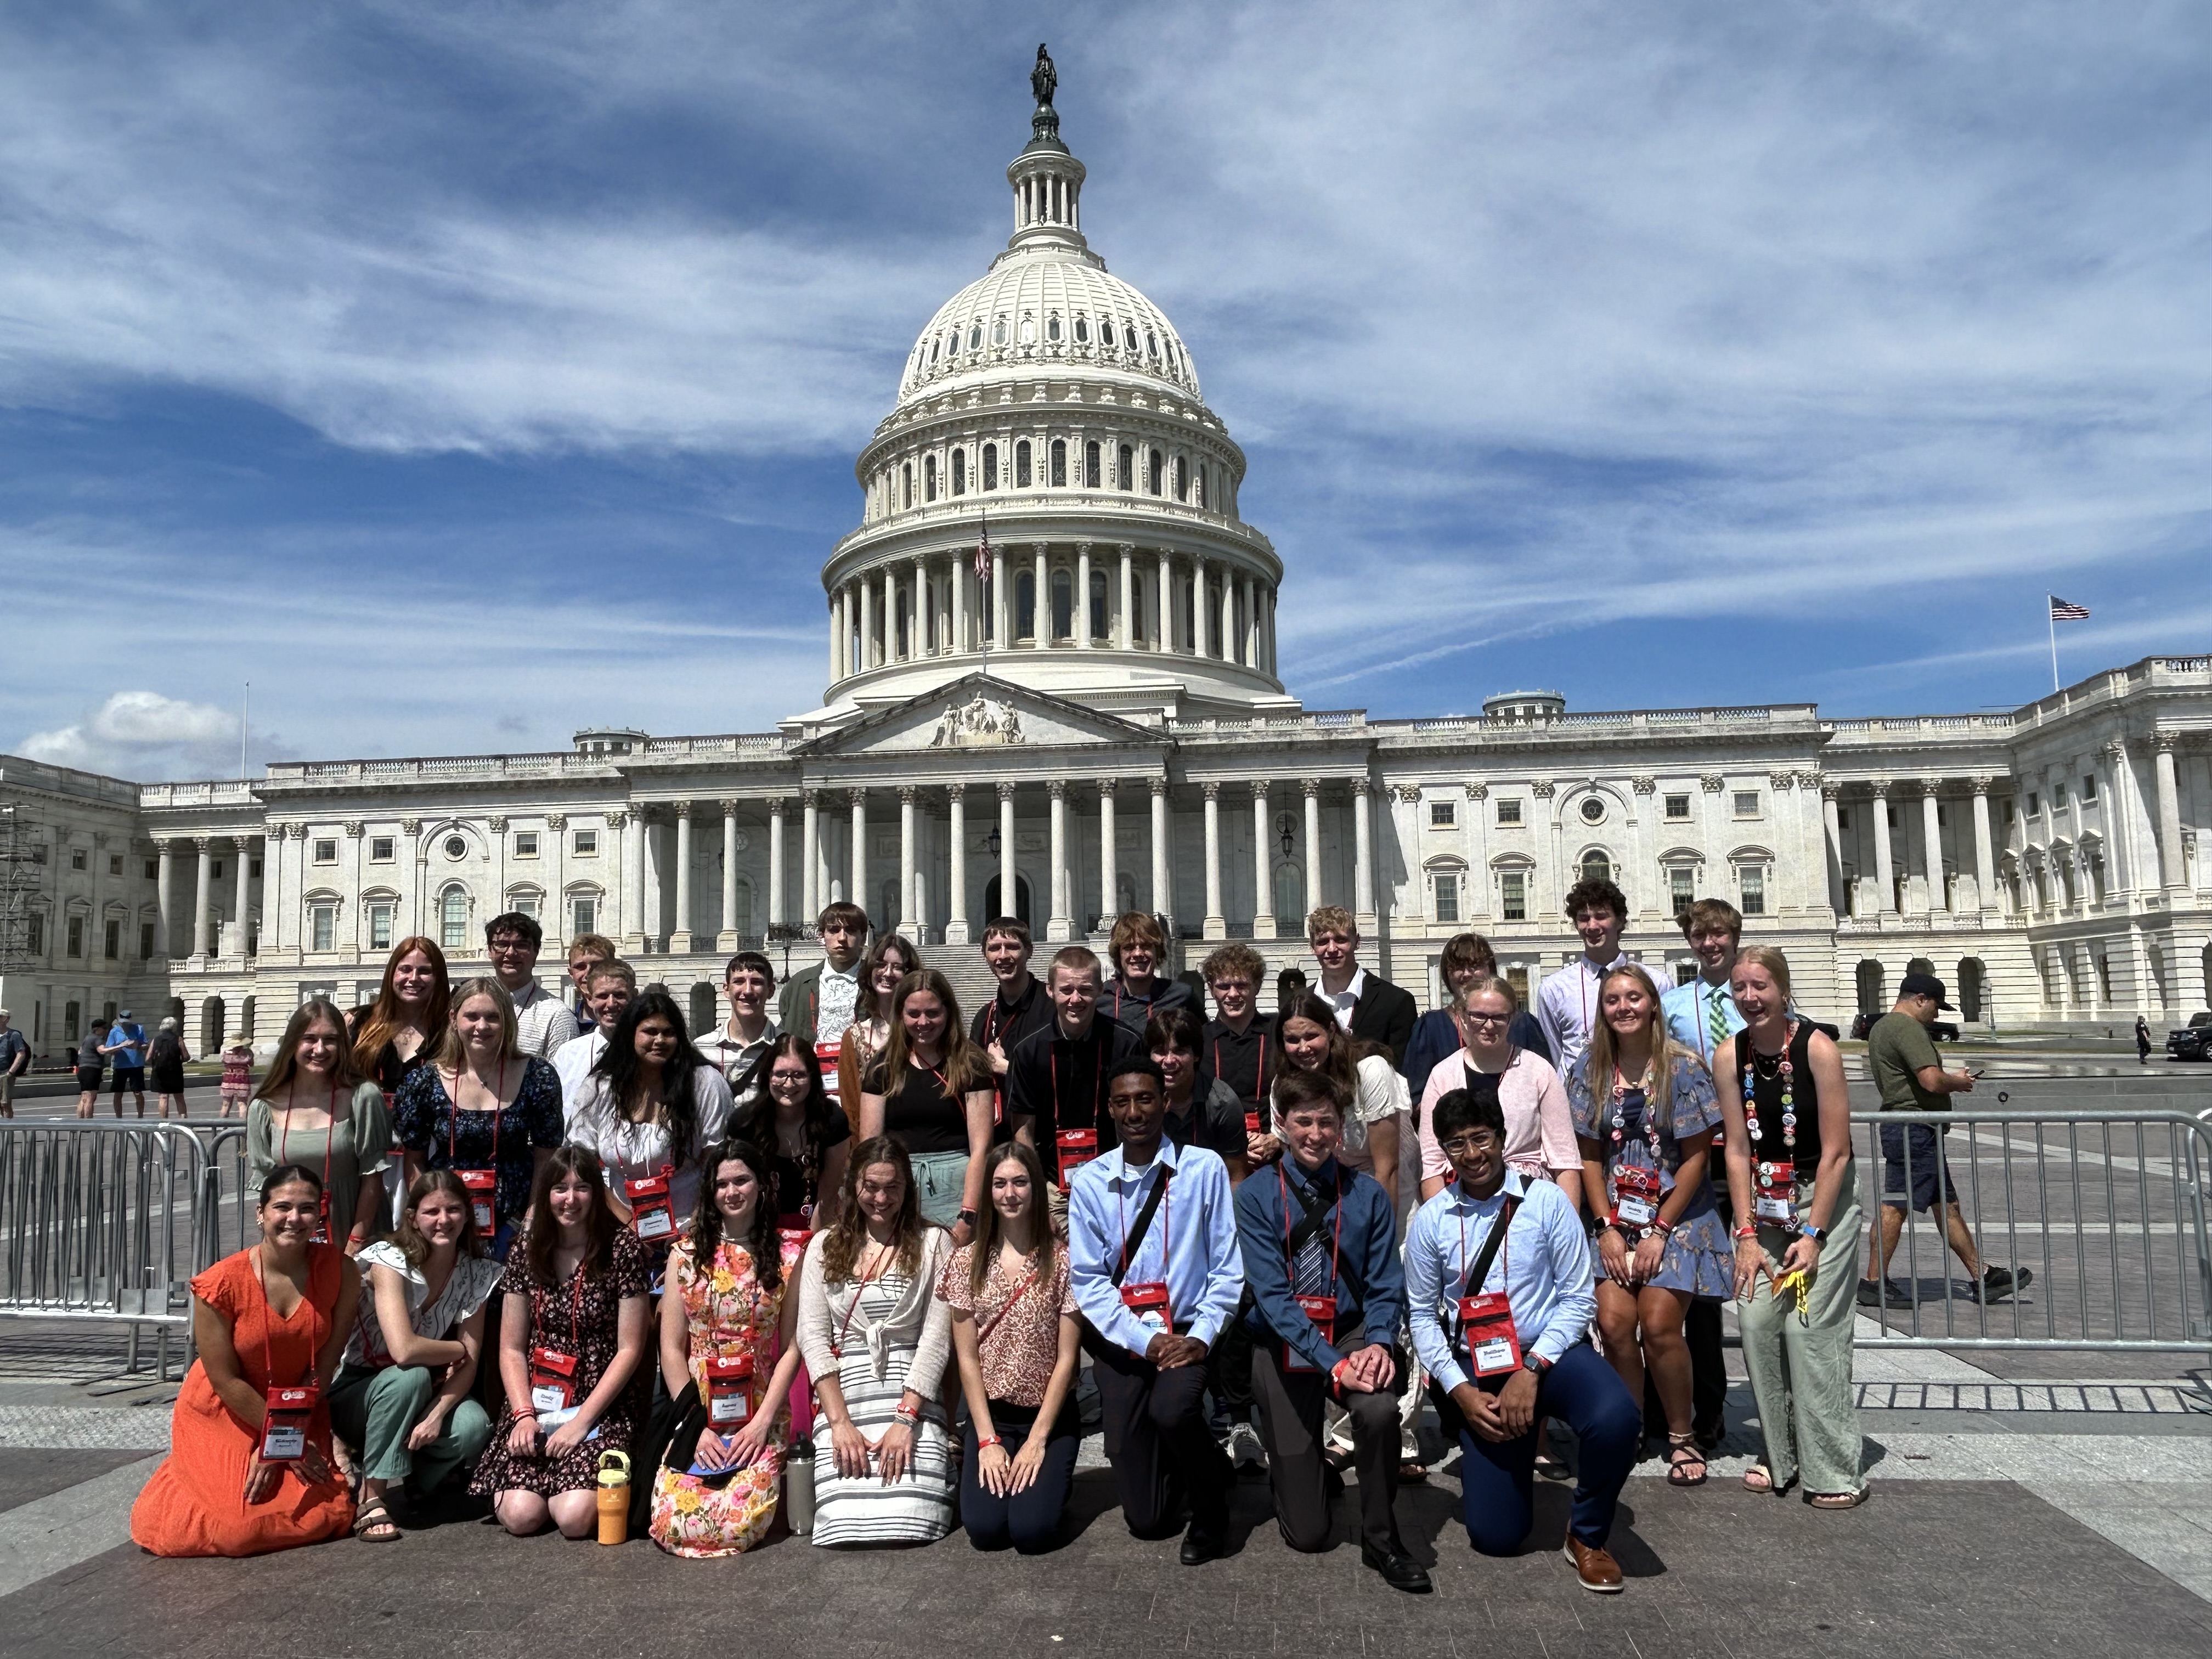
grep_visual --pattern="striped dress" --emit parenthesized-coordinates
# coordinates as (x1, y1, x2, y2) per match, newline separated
(796, 1227, 956, 1547)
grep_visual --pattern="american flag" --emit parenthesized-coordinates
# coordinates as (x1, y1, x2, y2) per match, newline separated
(2049, 595, 2090, 621)
(974, 511, 992, 588)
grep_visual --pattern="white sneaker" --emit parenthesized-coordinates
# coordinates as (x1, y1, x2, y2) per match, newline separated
(1228, 1421, 1267, 1469)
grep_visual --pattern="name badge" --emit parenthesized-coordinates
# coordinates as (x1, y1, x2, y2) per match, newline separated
(1754, 1160, 1798, 1226)
(1611, 1163, 1662, 1231)
(1285, 1291, 1337, 1373)
(1244, 1110, 1263, 1138)
(529, 1345, 579, 1423)
(625, 1169, 675, 1242)
(1055, 1128, 1098, 1192)
(260, 1383, 318, 1462)
(814, 1041, 845, 1099)
(1121, 1280, 1171, 1333)
(459, 1167, 498, 1235)
(1458, 1292, 1522, 1377)
(705, 1353, 755, 1427)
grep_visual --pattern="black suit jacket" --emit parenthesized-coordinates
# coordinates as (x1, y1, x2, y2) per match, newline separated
(1348, 973, 1419, 1068)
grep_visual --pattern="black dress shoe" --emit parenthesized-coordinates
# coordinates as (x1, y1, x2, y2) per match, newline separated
(1180, 1528, 1226, 1566)
(1362, 1544, 1433, 1593)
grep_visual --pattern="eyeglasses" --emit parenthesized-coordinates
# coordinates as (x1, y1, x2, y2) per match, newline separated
(1438, 1133, 1503, 1157)
(1460, 1012, 1511, 1028)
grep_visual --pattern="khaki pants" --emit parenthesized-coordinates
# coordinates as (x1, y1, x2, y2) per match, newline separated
(1736, 1160, 1865, 1497)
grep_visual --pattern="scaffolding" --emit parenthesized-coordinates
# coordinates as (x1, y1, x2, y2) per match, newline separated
(0, 804, 40, 974)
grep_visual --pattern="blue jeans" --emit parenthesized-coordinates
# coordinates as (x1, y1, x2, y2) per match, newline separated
(1432, 1341, 1640, 1553)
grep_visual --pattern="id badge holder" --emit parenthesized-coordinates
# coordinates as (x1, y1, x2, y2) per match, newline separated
(260, 1384, 318, 1462)
(705, 1353, 755, 1428)
(814, 1041, 845, 1101)
(1055, 1128, 1097, 1192)
(1244, 1109, 1263, 1139)
(529, 1346, 579, 1425)
(460, 1168, 498, 1235)
(1286, 1293, 1336, 1373)
(1754, 1160, 1798, 1226)
(1459, 1293, 1522, 1378)
(311, 1190, 332, 1246)
(625, 1169, 675, 1242)
(776, 1209, 814, 1255)
(1121, 1281, 1170, 1334)
(1611, 1164, 1661, 1231)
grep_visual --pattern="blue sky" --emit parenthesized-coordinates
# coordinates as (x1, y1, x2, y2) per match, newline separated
(2, 1, 2205, 778)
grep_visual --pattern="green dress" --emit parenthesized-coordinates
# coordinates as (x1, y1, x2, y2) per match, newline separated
(246, 1081, 393, 1246)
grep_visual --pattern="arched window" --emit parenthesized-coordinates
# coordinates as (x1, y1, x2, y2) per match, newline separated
(1015, 441, 1032, 488)
(951, 448, 966, 495)
(1147, 449, 1163, 495)
(1090, 570, 1109, 640)
(900, 464, 912, 509)
(895, 589, 910, 657)
(1124, 324, 1138, 352)
(1146, 330, 1158, 359)
(929, 336, 940, 365)
(983, 443, 998, 490)
(968, 323, 981, 350)
(1050, 439, 1066, 487)
(1051, 569, 1074, 641)
(1116, 444, 1133, 489)
(923, 454, 937, 503)
(1194, 466, 1207, 509)
(1084, 440, 1101, 488)
(992, 318, 1007, 346)
(1580, 850, 1613, 884)
(438, 885, 469, 952)
(1166, 341, 1179, 374)
(1047, 314, 1062, 343)
(1019, 315, 1036, 346)
(1074, 315, 1089, 345)
(1173, 456, 1188, 501)
(1016, 572, 1036, 641)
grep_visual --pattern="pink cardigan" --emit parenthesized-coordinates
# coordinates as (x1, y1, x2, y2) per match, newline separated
(1414, 1047, 1579, 1186)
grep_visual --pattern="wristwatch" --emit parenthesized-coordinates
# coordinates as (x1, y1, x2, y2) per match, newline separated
(1798, 1222, 1827, 1243)
(957, 1207, 978, 1228)
(1522, 1352, 1551, 1376)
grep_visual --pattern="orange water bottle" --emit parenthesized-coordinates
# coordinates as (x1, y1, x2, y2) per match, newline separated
(595, 1451, 631, 1544)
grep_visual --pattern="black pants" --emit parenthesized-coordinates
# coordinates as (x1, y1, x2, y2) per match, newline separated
(1250, 1343, 1401, 1555)
(1084, 1324, 1232, 1540)
(960, 1399, 1078, 1554)
(1207, 1313, 1257, 1423)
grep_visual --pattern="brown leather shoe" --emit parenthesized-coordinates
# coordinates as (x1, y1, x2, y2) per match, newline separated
(1563, 1536, 1623, 1592)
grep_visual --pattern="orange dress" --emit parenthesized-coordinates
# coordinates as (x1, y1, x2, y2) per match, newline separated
(130, 1244, 356, 1557)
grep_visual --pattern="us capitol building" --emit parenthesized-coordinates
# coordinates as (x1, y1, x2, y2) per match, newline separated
(3, 61, 2207, 1054)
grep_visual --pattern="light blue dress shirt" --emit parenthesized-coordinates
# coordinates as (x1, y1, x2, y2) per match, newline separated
(1068, 1137, 1244, 1357)
(1662, 975, 1746, 1069)
(1405, 1170, 1596, 1393)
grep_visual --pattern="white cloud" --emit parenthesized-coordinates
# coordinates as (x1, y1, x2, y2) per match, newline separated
(17, 691, 240, 777)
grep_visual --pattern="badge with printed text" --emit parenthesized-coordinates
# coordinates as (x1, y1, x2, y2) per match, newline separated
(1121, 1280, 1170, 1333)
(260, 1384, 318, 1462)
(529, 1345, 579, 1424)
(1056, 1128, 1098, 1191)
(625, 1170, 675, 1242)
(1611, 1164, 1662, 1231)
(459, 1167, 497, 1235)
(706, 1352, 755, 1427)
(1459, 1292, 1522, 1377)
(1754, 1160, 1798, 1226)
(1285, 1291, 1337, 1373)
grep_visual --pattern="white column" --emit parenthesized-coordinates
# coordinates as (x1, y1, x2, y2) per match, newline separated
(1352, 779, 1376, 929)
(849, 789, 869, 929)
(1240, 575, 1257, 667)
(1047, 780, 1071, 941)
(1251, 781, 1276, 939)
(945, 787, 970, 944)
(1821, 785, 1846, 916)
(1201, 782, 1225, 939)
(1920, 786, 1945, 914)
(718, 800, 741, 950)
(858, 578, 875, 671)
(1191, 555, 1209, 657)
(1303, 781, 1323, 913)
(1098, 781, 1118, 929)
(1117, 545, 1134, 649)
(800, 791, 821, 928)
(613, 812, 640, 950)
(155, 841, 175, 959)
(1076, 542, 1093, 649)
(992, 544, 1009, 653)
(1871, 783, 1896, 913)
(898, 787, 919, 938)
(766, 798, 787, 934)
(951, 555, 968, 655)
(1031, 543, 1049, 648)
(1970, 780, 1996, 914)
(998, 782, 1018, 927)
(1149, 778, 1171, 927)
(1156, 551, 1172, 653)
(829, 589, 843, 684)
(912, 557, 927, 660)
(192, 838, 214, 960)
(2155, 737, 2186, 888)
(669, 803, 695, 952)
(1220, 568, 1237, 666)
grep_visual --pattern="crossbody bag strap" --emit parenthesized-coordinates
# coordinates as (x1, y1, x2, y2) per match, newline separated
(1109, 1167, 1172, 1289)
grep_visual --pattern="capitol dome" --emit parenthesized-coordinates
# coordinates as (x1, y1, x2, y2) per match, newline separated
(808, 54, 1293, 727)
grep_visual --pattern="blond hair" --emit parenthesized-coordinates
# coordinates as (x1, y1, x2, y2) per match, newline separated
(1730, 945, 1792, 1006)
(1581, 963, 1692, 1134)
(433, 977, 519, 1068)
(1305, 905, 1356, 943)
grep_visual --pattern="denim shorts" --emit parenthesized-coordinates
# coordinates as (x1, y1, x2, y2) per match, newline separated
(1880, 1121, 1960, 1211)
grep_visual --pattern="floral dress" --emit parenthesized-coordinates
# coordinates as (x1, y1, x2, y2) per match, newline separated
(469, 1226, 652, 1498)
(391, 1058, 564, 1257)
(648, 1233, 807, 1557)
(1568, 1052, 1734, 1299)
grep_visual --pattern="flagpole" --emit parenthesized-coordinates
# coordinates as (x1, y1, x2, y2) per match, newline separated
(2047, 596, 2059, 693)
(978, 507, 989, 685)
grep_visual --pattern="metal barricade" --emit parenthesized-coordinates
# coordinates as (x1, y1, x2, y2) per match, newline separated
(194, 1127, 257, 1272)
(0, 1120, 207, 1379)
(1852, 1108, 2212, 1356)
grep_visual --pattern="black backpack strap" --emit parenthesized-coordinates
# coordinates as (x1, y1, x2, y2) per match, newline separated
(1458, 1193, 1521, 1304)
(1110, 1166, 1172, 1288)
(1282, 1165, 1369, 1326)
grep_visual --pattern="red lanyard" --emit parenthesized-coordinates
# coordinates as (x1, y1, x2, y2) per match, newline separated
(1215, 1032, 1267, 1106)
(1115, 1156, 1171, 1280)
(445, 1057, 507, 1169)
(1050, 1037, 1107, 1129)
(281, 1077, 340, 1204)
(535, 1254, 584, 1353)
(253, 1244, 314, 1386)
(1457, 1186, 1513, 1295)
(1278, 1161, 1343, 1293)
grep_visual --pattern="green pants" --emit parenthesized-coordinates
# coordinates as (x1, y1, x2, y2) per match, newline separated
(329, 1362, 492, 1491)
(1736, 1160, 1864, 1497)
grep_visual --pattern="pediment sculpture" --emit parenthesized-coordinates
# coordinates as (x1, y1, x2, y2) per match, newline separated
(930, 693, 1025, 748)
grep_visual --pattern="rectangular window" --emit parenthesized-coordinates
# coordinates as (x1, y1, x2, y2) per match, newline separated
(104, 918, 120, 960)
(250, 858, 262, 877)
(1084, 440, 1101, 488)
(1739, 866, 1767, 916)
(69, 849, 86, 872)
(511, 893, 541, 921)
(366, 901, 394, 950)
(2080, 775, 2097, 803)
(313, 838, 337, 864)
(27, 915, 43, 956)
(2026, 792, 2039, 817)
(1505, 966, 1530, 1006)
(1837, 806, 1851, 829)
(1433, 872, 1460, 923)
(1664, 794, 1690, 820)
(108, 854, 123, 876)
(1500, 871, 1527, 921)
(571, 894, 599, 935)
(573, 830, 599, 857)
(1669, 867, 1695, 913)
(2052, 781, 2068, 808)
(310, 903, 337, 952)
(1429, 800, 1456, 828)
(1496, 799, 1523, 826)
(1733, 792, 1760, 818)
(64, 1001, 81, 1042)
(139, 922, 155, 960)
(369, 837, 395, 862)
(514, 832, 539, 857)
(67, 916, 84, 957)
(145, 858, 158, 880)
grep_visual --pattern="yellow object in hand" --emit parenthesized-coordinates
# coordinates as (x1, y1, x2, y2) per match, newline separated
(1770, 1267, 1812, 1325)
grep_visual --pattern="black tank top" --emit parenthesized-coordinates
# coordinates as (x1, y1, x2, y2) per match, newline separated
(1739, 1019, 1822, 1181)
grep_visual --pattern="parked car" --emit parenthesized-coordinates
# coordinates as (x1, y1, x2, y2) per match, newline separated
(2166, 1012, 2212, 1061)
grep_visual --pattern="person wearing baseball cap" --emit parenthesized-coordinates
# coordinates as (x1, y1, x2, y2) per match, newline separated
(1859, 973, 2030, 1308)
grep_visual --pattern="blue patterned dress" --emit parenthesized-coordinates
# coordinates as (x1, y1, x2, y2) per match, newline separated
(1568, 1053, 1734, 1299)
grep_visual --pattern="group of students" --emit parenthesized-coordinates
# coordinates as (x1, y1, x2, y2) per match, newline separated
(128, 884, 1867, 1593)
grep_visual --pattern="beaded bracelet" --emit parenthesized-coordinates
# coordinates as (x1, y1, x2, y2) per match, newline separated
(892, 1407, 919, 1427)
(1649, 1218, 1675, 1238)
(976, 1435, 1003, 1451)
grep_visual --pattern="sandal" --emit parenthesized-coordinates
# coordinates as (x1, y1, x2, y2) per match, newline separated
(353, 1497, 402, 1542)
(1666, 1432, 1707, 1487)
(1742, 1463, 1776, 1494)
(1808, 1487, 1870, 1510)
(1398, 1460, 1429, 1484)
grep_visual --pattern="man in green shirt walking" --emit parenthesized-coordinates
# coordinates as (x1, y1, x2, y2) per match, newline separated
(1859, 973, 2030, 1307)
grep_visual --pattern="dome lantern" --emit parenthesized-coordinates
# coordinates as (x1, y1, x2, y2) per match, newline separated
(1007, 44, 1088, 259)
